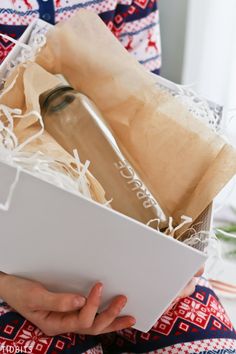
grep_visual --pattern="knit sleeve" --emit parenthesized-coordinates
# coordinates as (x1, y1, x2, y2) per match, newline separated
(111, 0, 161, 73)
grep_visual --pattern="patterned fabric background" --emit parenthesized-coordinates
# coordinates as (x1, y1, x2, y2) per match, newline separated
(0, 0, 161, 72)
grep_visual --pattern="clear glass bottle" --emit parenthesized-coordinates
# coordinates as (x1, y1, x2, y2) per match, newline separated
(40, 86, 161, 226)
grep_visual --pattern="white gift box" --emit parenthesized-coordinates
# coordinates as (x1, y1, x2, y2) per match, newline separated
(0, 20, 218, 333)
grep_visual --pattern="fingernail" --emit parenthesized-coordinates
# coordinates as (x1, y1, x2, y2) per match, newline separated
(74, 296, 86, 308)
(117, 299, 127, 313)
(130, 317, 136, 326)
(120, 297, 127, 308)
(97, 283, 103, 296)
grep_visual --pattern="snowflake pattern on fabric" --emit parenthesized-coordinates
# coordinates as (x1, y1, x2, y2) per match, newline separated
(0, 281, 236, 353)
(0, 0, 161, 72)
(141, 339, 236, 354)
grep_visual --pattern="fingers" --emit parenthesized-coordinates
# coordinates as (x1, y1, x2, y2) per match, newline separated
(0, 275, 86, 313)
(92, 295, 127, 333)
(29, 282, 135, 336)
(194, 266, 205, 277)
(1, 274, 135, 337)
(76, 284, 135, 335)
(77, 282, 103, 328)
(48, 282, 103, 335)
(100, 316, 136, 334)
(178, 268, 204, 300)
(31, 287, 86, 312)
(179, 278, 197, 298)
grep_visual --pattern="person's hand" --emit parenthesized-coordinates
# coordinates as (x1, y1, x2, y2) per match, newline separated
(178, 278, 198, 299)
(179, 266, 204, 298)
(0, 273, 135, 336)
(178, 266, 204, 299)
(167, 267, 205, 311)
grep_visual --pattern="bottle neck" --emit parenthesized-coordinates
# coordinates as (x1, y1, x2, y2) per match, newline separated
(40, 86, 74, 114)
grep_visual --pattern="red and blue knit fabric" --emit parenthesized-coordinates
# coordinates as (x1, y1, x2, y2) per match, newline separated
(0, 279, 236, 353)
(0, 0, 161, 73)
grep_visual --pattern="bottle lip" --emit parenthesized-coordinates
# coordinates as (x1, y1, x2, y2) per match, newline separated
(40, 85, 73, 111)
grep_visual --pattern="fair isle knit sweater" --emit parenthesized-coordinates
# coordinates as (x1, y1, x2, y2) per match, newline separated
(0, 0, 161, 73)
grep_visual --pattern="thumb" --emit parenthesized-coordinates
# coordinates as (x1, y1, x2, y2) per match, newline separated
(34, 288, 86, 312)
(179, 278, 197, 299)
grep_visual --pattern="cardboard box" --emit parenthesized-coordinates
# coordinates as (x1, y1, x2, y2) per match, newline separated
(0, 20, 217, 332)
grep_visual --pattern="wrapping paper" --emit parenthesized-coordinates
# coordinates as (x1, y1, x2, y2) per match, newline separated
(35, 9, 236, 226)
(0, 62, 107, 204)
